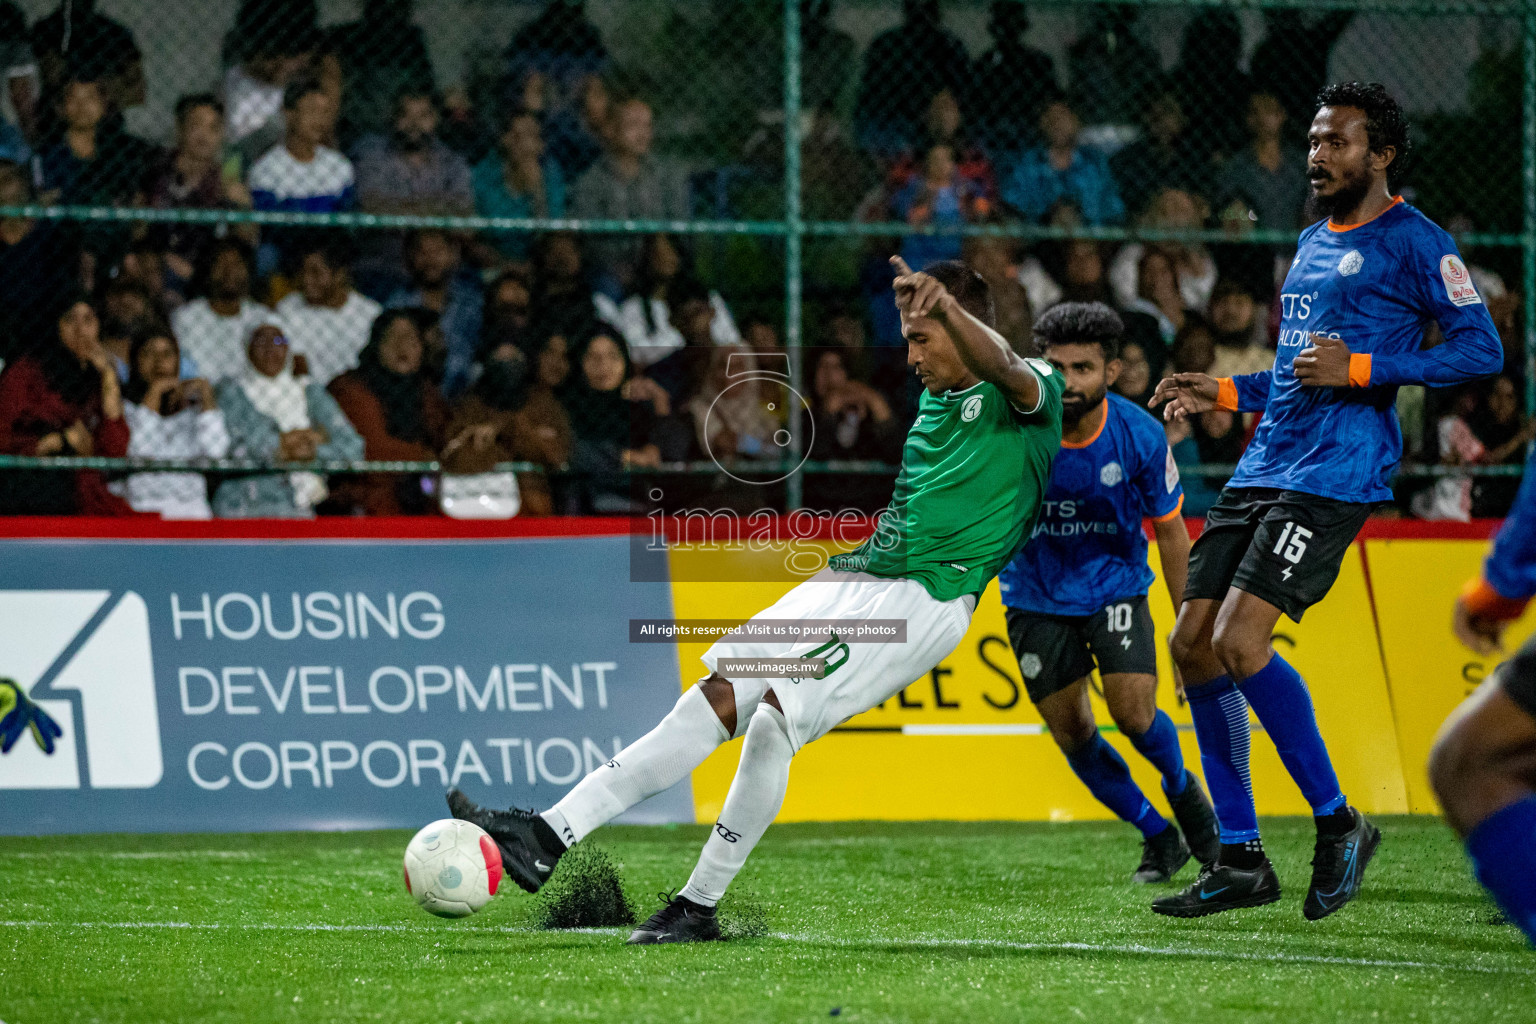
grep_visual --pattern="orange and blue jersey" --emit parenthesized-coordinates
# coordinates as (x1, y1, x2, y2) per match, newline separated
(1219, 198, 1503, 504)
(999, 393, 1184, 616)
(1462, 443, 1536, 623)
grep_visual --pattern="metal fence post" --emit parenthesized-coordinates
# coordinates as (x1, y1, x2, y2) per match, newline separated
(784, 0, 804, 511)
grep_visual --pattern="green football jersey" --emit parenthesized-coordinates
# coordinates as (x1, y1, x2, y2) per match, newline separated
(829, 362, 1064, 602)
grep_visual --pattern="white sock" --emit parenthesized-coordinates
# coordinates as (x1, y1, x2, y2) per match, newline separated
(541, 686, 729, 847)
(679, 704, 793, 907)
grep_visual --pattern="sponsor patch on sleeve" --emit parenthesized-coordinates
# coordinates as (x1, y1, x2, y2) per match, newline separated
(1165, 447, 1180, 493)
(1440, 254, 1482, 307)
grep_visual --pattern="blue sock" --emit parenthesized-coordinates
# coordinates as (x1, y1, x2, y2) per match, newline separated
(1186, 676, 1259, 843)
(1237, 654, 1346, 816)
(1467, 797, 1536, 946)
(1064, 735, 1168, 839)
(1126, 709, 1187, 797)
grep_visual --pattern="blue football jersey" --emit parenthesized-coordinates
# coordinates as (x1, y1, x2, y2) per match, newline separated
(1226, 198, 1503, 504)
(999, 393, 1184, 616)
(1484, 443, 1536, 604)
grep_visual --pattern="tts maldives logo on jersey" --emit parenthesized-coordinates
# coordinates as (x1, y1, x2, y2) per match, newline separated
(0, 591, 162, 790)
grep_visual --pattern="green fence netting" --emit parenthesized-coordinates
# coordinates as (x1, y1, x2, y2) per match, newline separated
(0, 0, 1528, 520)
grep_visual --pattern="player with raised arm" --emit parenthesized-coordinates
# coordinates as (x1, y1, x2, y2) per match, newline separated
(998, 302, 1219, 884)
(1430, 443, 1536, 946)
(1146, 82, 1503, 920)
(448, 257, 1063, 943)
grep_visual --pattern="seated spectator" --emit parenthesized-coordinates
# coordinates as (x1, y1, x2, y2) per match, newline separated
(385, 229, 483, 398)
(274, 236, 381, 386)
(141, 94, 253, 288)
(1065, 3, 1160, 127)
(1206, 278, 1273, 378)
(1470, 375, 1536, 517)
(740, 316, 782, 357)
(480, 267, 532, 355)
(810, 348, 900, 462)
(686, 346, 781, 463)
(1169, 9, 1251, 166)
(594, 235, 739, 369)
(629, 273, 737, 404)
(964, 235, 1033, 355)
(328, 0, 436, 145)
(31, 0, 140, 139)
(970, 1, 1059, 152)
(1108, 187, 1215, 313)
(1215, 92, 1308, 233)
(1002, 100, 1124, 227)
(0, 160, 76, 369)
(852, 0, 970, 159)
(327, 309, 450, 514)
(1123, 248, 1193, 347)
(442, 332, 570, 516)
(37, 68, 151, 271)
(1033, 236, 1114, 308)
(473, 107, 565, 264)
(215, 321, 363, 518)
(543, 73, 608, 182)
(1110, 339, 1155, 408)
(889, 142, 989, 271)
(249, 79, 353, 213)
(569, 97, 690, 296)
(0, 2, 33, 161)
(529, 232, 596, 339)
(1413, 387, 1488, 523)
(560, 327, 673, 512)
(1110, 89, 1211, 218)
(117, 327, 229, 519)
(886, 89, 995, 199)
(0, 294, 130, 515)
(171, 238, 276, 382)
(221, 6, 321, 167)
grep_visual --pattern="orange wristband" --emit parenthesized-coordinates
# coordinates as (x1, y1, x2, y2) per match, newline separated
(1215, 377, 1239, 412)
(1460, 576, 1530, 622)
(1347, 353, 1373, 387)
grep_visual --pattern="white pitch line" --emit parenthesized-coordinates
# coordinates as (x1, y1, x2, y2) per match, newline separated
(900, 724, 1048, 736)
(2, 920, 1531, 977)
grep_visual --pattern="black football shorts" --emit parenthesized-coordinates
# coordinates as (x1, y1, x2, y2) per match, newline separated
(1184, 487, 1374, 621)
(1493, 630, 1536, 720)
(1005, 596, 1158, 705)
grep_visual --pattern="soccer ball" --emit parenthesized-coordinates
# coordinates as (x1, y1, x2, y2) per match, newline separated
(402, 818, 503, 918)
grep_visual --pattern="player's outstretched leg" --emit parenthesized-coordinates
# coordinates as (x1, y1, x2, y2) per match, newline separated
(449, 681, 736, 893)
(1430, 664, 1536, 946)
(1103, 673, 1220, 869)
(629, 698, 795, 944)
(1154, 599, 1281, 917)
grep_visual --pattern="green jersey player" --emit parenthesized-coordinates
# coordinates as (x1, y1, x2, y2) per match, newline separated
(448, 257, 1064, 943)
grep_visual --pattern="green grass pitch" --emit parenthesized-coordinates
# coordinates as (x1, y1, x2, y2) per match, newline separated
(3, 816, 1533, 1023)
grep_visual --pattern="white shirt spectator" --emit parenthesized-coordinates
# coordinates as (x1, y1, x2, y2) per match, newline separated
(593, 291, 741, 369)
(118, 401, 231, 519)
(1109, 243, 1216, 314)
(249, 145, 355, 212)
(275, 290, 381, 386)
(172, 299, 279, 382)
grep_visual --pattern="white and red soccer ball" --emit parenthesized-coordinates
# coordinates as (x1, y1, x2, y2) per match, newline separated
(402, 818, 503, 918)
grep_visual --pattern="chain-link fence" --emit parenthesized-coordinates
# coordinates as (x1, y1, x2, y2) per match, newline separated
(0, 0, 1527, 520)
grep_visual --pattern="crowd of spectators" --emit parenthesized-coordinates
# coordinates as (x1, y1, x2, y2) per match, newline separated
(0, 0, 1525, 519)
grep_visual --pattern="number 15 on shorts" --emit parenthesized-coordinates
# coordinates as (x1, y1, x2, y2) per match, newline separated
(1272, 521, 1313, 566)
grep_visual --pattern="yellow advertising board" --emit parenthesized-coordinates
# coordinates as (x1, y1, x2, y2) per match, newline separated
(670, 540, 1408, 823)
(1364, 538, 1536, 814)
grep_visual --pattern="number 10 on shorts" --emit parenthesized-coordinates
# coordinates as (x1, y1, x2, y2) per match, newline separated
(1272, 521, 1313, 564)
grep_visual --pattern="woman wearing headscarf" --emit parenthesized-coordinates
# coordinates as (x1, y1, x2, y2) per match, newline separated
(119, 326, 230, 519)
(0, 293, 132, 515)
(560, 327, 674, 512)
(442, 328, 572, 516)
(327, 308, 451, 515)
(215, 319, 363, 518)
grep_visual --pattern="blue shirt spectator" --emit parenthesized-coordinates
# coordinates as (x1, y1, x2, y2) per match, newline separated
(249, 81, 354, 214)
(1002, 101, 1125, 226)
(386, 230, 483, 398)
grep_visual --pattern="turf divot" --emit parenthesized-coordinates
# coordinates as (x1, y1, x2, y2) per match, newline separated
(536, 845, 637, 930)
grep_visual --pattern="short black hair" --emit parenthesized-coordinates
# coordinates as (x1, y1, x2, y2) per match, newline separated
(283, 77, 328, 111)
(175, 92, 224, 124)
(1314, 81, 1412, 187)
(1033, 301, 1123, 361)
(923, 260, 996, 329)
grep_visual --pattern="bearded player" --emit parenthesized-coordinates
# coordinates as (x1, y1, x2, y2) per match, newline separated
(450, 256, 1063, 943)
(1430, 441, 1536, 946)
(1147, 82, 1502, 919)
(999, 302, 1219, 884)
